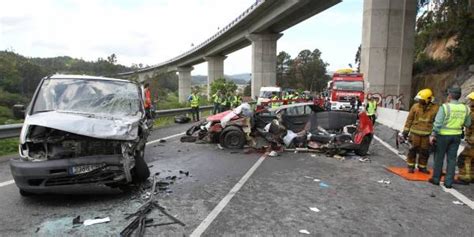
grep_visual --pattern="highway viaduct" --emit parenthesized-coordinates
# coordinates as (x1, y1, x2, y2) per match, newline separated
(119, 0, 419, 109)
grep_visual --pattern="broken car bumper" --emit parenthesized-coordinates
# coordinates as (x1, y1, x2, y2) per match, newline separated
(10, 155, 129, 193)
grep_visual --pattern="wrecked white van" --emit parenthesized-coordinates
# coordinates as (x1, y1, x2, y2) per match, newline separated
(10, 75, 151, 196)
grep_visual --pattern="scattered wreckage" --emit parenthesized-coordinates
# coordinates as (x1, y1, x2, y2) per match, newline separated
(10, 75, 152, 196)
(183, 101, 374, 156)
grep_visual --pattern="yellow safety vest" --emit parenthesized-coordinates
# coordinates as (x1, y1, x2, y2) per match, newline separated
(271, 96, 281, 109)
(367, 101, 377, 116)
(212, 93, 219, 103)
(191, 94, 200, 107)
(439, 103, 469, 135)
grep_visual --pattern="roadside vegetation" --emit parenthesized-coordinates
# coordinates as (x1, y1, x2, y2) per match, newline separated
(414, 0, 473, 74)
(0, 138, 19, 157)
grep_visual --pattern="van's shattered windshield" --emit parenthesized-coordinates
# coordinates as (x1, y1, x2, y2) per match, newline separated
(32, 79, 142, 116)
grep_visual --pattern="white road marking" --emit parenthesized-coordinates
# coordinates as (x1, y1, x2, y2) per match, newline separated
(146, 132, 185, 145)
(373, 135, 474, 210)
(0, 132, 187, 189)
(190, 154, 267, 237)
(373, 135, 407, 161)
(0, 180, 15, 187)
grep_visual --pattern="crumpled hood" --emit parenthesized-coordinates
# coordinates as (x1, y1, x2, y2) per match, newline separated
(20, 111, 142, 143)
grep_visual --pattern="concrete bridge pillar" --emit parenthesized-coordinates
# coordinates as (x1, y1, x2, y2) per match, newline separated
(247, 33, 283, 99)
(177, 66, 193, 103)
(204, 55, 227, 98)
(361, 0, 417, 110)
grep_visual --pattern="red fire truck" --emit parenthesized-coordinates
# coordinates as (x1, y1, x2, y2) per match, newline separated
(326, 70, 365, 111)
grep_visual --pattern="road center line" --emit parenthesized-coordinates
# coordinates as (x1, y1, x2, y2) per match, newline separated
(190, 154, 267, 237)
(0, 132, 187, 189)
(373, 135, 474, 209)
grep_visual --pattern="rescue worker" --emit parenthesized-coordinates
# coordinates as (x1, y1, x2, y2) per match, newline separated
(230, 92, 240, 109)
(429, 87, 471, 188)
(211, 91, 221, 115)
(219, 92, 229, 112)
(456, 92, 474, 185)
(366, 96, 378, 125)
(144, 83, 152, 119)
(402, 89, 439, 174)
(271, 92, 281, 109)
(189, 89, 200, 121)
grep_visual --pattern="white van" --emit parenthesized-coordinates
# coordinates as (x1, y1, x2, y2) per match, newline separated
(257, 86, 281, 105)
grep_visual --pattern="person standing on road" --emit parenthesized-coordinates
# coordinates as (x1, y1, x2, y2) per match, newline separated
(189, 89, 201, 122)
(144, 83, 153, 119)
(429, 87, 471, 189)
(402, 89, 439, 174)
(366, 96, 378, 125)
(211, 91, 221, 115)
(456, 92, 474, 185)
(356, 96, 362, 112)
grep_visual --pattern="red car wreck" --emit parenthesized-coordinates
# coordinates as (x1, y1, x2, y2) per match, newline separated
(183, 102, 374, 156)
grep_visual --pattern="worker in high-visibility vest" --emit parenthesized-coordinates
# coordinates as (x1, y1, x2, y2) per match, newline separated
(402, 89, 439, 174)
(456, 92, 474, 185)
(366, 96, 378, 125)
(189, 90, 201, 121)
(211, 91, 221, 115)
(219, 92, 229, 112)
(429, 87, 471, 188)
(271, 92, 281, 109)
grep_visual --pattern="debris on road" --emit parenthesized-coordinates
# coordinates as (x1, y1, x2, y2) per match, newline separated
(304, 176, 313, 179)
(217, 144, 224, 150)
(83, 217, 110, 226)
(358, 157, 371, 163)
(268, 151, 279, 157)
(333, 154, 345, 161)
(377, 179, 391, 184)
(299, 229, 311, 235)
(72, 216, 82, 226)
(313, 179, 321, 182)
(159, 139, 167, 143)
(319, 182, 330, 188)
(309, 207, 320, 213)
(179, 170, 190, 176)
(452, 201, 465, 206)
(120, 174, 185, 237)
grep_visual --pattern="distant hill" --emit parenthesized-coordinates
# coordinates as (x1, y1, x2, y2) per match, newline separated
(192, 73, 251, 85)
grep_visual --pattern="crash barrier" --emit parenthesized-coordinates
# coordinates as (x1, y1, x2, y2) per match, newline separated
(0, 124, 23, 139)
(0, 105, 214, 140)
(376, 107, 409, 131)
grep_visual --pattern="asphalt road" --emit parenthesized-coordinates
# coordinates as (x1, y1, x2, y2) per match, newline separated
(0, 122, 472, 236)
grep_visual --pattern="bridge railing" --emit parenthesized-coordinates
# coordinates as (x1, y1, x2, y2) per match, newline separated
(121, 0, 265, 75)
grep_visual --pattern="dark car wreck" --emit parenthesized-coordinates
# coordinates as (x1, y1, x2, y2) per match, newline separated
(184, 102, 374, 156)
(10, 75, 151, 196)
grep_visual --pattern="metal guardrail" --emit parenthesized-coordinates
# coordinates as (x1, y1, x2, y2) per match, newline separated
(0, 124, 23, 139)
(0, 106, 215, 140)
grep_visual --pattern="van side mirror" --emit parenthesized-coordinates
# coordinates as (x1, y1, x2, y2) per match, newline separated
(12, 104, 26, 119)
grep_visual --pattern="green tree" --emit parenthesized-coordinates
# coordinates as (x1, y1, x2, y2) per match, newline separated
(210, 78, 237, 95)
(290, 49, 329, 92)
(276, 51, 292, 87)
(243, 80, 251, 97)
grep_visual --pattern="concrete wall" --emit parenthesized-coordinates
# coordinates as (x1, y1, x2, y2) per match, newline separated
(205, 56, 226, 98)
(361, 0, 417, 110)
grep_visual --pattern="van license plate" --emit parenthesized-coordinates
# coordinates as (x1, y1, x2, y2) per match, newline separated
(70, 164, 105, 175)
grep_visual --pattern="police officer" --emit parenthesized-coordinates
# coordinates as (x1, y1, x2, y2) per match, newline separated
(211, 91, 221, 115)
(189, 89, 200, 121)
(271, 92, 281, 109)
(366, 96, 378, 125)
(402, 89, 439, 173)
(429, 88, 471, 188)
(456, 92, 474, 185)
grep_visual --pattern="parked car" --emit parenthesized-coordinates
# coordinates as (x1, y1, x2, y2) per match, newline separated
(185, 102, 373, 155)
(10, 75, 151, 196)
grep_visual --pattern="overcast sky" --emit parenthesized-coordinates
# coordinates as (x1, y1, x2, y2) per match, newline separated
(0, 0, 362, 75)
